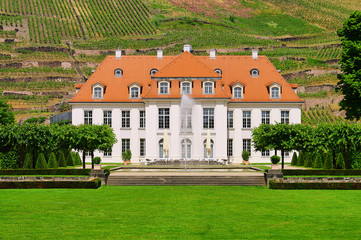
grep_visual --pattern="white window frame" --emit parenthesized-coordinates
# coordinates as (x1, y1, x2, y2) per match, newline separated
(233, 86, 243, 99)
(243, 139, 251, 156)
(214, 68, 222, 76)
(140, 139, 146, 157)
(103, 149, 112, 157)
(203, 139, 214, 159)
(92, 83, 104, 99)
(103, 110, 112, 127)
(251, 68, 259, 77)
(269, 83, 281, 99)
(227, 139, 233, 157)
(281, 110, 290, 124)
(203, 81, 214, 94)
(242, 111, 251, 129)
(150, 68, 158, 76)
(181, 108, 192, 129)
(158, 108, 170, 129)
(84, 110, 92, 125)
(122, 110, 130, 128)
(203, 108, 214, 129)
(261, 111, 270, 124)
(159, 81, 170, 94)
(130, 87, 140, 99)
(122, 139, 130, 153)
(261, 150, 270, 157)
(139, 110, 145, 128)
(227, 111, 233, 129)
(181, 81, 192, 94)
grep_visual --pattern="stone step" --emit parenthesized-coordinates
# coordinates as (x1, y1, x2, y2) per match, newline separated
(107, 176, 265, 186)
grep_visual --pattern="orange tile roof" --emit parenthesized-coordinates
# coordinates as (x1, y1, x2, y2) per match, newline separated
(70, 51, 303, 103)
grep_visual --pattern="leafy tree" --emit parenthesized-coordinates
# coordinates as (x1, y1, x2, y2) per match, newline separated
(57, 151, 67, 167)
(0, 151, 19, 169)
(337, 10, 361, 120)
(23, 153, 33, 169)
(0, 99, 15, 126)
(35, 153, 48, 169)
(290, 152, 298, 166)
(48, 152, 58, 169)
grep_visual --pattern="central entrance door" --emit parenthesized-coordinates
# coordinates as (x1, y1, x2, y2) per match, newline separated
(181, 139, 191, 159)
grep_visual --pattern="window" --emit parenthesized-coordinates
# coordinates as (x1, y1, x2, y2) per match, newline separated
(84, 110, 92, 125)
(227, 139, 233, 157)
(85, 151, 91, 157)
(261, 111, 270, 124)
(203, 139, 214, 159)
(122, 111, 130, 128)
(150, 68, 158, 76)
(159, 82, 169, 94)
(251, 69, 259, 77)
(262, 150, 270, 157)
(139, 110, 145, 128)
(214, 68, 222, 76)
(103, 110, 112, 127)
(122, 139, 130, 153)
(158, 108, 170, 129)
(140, 139, 146, 157)
(159, 139, 168, 159)
(130, 87, 139, 98)
(104, 150, 112, 157)
(227, 111, 233, 128)
(243, 139, 251, 156)
(271, 87, 280, 98)
(285, 151, 290, 157)
(203, 108, 214, 129)
(243, 111, 251, 128)
(281, 111, 289, 124)
(181, 108, 192, 129)
(114, 68, 123, 77)
(94, 87, 102, 99)
(181, 139, 192, 159)
(204, 82, 213, 94)
(233, 87, 242, 98)
(181, 82, 191, 94)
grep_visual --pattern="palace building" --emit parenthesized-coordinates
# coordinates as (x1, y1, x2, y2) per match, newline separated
(70, 45, 303, 163)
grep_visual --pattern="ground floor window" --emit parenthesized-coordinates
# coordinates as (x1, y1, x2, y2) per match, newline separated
(122, 139, 130, 153)
(227, 139, 233, 157)
(85, 151, 91, 157)
(103, 150, 112, 157)
(159, 139, 169, 159)
(140, 139, 146, 157)
(242, 139, 251, 156)
(181, 139, 192, 159)
(261, 150, 270, 157)
(203, 139, 214, 159)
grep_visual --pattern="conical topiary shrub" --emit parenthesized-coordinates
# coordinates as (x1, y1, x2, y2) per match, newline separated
(48, 152, 58, 169)
(66, 152, 75, 166)
(74, 152, 82, 165)
(35, 152, 48, 169)
(297, 151, 304, 166)
(314, 152, 323, 169)
(336, 152, 345, 169)
(324, 152, 333, 169)
(23, 153, 33, 169)
(58, 151, 67, 167)
(291, 152, 298, 166)
(304, 152, 313, 167)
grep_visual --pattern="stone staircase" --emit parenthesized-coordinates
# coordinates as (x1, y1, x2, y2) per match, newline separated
(107, 175, 265, 186)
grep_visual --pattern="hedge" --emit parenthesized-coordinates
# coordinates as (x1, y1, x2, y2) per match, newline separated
(0, 178, 101, 189)
(281, 170, 361, 176)
(269, 180, 361, 190)
(0, 169, 91, 176)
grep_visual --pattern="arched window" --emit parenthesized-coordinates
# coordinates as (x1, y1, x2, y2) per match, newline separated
(271, 87, 280, 98)
(159, 139, 169, 159)
(250, 69, 259, 77)
(233, 87, 242, 98)
(214, 68, 222, 76)
(114, 69, 123, 77)
(181, 139, 192, 159)
(204, 82, 213, 94)
(181, 82, 191, 94)
(203, 139, 214, 159)
(130, 87, 139, 98)
(150, 68, 158, 76)
(159, 82, 169, 94)
(94, 87, 102, 99)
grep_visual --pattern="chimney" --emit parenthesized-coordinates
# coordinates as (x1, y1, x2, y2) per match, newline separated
(210, 49, 216, 59)
(183, 44, 193, 53)
(115, 48, 122, 59)
(252, 49, 258, 59)
(157, 49, 163, 59)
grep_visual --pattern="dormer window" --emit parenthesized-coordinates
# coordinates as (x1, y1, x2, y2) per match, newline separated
(92, 83, 104, 99)
(181, 81, 191, 94)
(233, 87, 242, 98)
(251, 69, 259, 77)
(203, 82, 214, 94)
(269, 83, 281, 99)
(114, 68, 123, 77)
(214, 68, 222, 76)
(159, 81, 169, 94)
(130, 87, 139, 98)
(150, 68, 158, 76)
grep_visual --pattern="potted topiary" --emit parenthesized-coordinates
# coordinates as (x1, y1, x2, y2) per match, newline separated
(242, 150, 250, 165)
(92, 156, 102, 170)
(270, 155, 280, 169)
(122, 150, 132, 165)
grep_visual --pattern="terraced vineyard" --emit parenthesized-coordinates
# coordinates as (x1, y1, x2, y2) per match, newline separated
(302, 106, 345, 125)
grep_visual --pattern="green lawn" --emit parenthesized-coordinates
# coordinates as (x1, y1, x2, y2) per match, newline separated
(1, 186, 361, 239)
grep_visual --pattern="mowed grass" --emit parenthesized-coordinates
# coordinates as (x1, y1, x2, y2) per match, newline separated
(1, 186, 361, 239)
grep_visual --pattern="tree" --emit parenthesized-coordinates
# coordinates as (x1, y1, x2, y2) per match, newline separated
(0, 99, 15, 126)
(337, 10, 361, 120)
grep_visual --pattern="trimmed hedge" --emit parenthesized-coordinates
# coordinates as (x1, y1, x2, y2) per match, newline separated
(269, 180, 361, 190)
(0, 169, 91, 176)
(281, 169, 361, 176)
(0, 178, 101, 189)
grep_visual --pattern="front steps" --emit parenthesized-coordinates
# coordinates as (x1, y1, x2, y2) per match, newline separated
(107, 175, 265, 186)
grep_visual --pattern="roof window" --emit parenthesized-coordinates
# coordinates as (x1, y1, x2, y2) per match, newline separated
(214, 68, 222, 76)
(114, 69, 123, 77)
(250, 69, 259, 77)
(150, 68, 158, 76)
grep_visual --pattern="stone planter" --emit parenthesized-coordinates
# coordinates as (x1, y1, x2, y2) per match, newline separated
(94, 164, 101, 170)
(271, 164, 279, 170)
(245, 161, 250, 165)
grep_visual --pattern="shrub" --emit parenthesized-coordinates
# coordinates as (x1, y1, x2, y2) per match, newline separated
(282, 169, 361, 175)
(48, 152, 58, 169)
(0, 178, 101, 189)
(269, 180, 361, 190)
(297, 151, 305, 166)
(66, 152, 75, 166)
(270, 155, 280, 164)
(73, 152, 82, 165)
(0, 151, 19, 169)
(23, 153, 33, 169)
(304, 152, 313, 168)
(314, 152, 323, 169)
(122, 150, 132, 162)
(324, 152, 333, 169)
(57, 151, 67, 167)
(0, 169, 91, 175)
(92, 156, 101, 164)
(35, 153, 48, 169)
(290, 152, 298, 166)
(241, 151, 250, 162)
(336, 152, 345, 169)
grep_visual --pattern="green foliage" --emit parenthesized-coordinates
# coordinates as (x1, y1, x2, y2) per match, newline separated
(241, 151, 250, 161)
(0, 169, 91, 175)
(48, 152, 58, 169)
(336, 152, 345, 169)
(270, 155, 280, 164)
(282, 169, 361, 175)
(73, 152, 82, 165)
(269, 181, 361, 190)
(24, 117, 47, 124)
(337, 11, 361, 120)
(0, 99, 15, 126)
(122, 150, 132, 162)
(290, 152, 298, 166)
(66, 152, 74, 166)
(35, 153, 48, 169)
(313, 153, 323, 169)
(92, 157, 101, 164)
(0, 151, 19, 169)
(23, 153, 33, 169)
(57, 151, 67, 167)
(304, 152, 313, 168)
(0, 178, 101, 189)
(323, 152, 333, 169)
